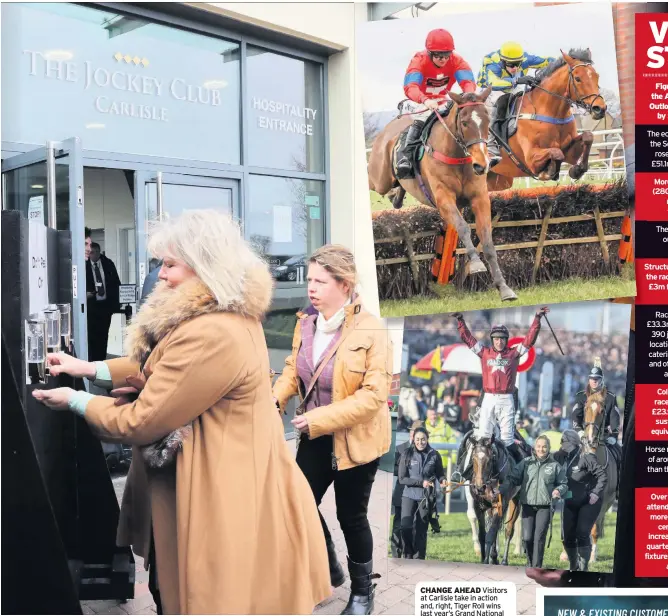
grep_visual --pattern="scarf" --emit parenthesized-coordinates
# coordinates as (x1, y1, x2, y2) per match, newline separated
(316, 298, 351, 333)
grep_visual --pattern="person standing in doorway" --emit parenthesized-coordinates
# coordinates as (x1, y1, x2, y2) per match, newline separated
(272, 244, 392, 616)
(85, 231, 121, 361)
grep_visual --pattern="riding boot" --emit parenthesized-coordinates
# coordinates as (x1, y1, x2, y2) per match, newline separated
(396, 120, 425, 179)
(451, 432, 471, 484)
(487, 105, 502, 168)
(577, 545, 592, 572)
(565, 546, 580, 571)
(507, 443, 524, 466)
(327, 537, 346, 588)
(341, 558, 377, 616)
(524, 540, 534, 567)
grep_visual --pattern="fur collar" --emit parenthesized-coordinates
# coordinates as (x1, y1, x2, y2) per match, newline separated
(125, 266, 273, 367)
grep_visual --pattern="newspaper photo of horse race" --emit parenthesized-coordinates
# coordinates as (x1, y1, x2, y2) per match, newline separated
(358, 3, 636, 316)
(389, 300, 632, 572)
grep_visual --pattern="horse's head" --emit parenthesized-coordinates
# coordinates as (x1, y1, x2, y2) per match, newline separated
(470, 434, 496, 493)
(561, 49, 606, 120)
(583, 388, 606, 450)
(539, 49, 606, 120)
(448, 87, 493, 175)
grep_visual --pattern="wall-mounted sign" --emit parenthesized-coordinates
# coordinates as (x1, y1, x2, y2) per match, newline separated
(28, 195, 44, 222)
(28, 219, 49, 314)
(3, 3, 241, 165)
(251, 97, 318, 136)
(119, 284, 136, 304)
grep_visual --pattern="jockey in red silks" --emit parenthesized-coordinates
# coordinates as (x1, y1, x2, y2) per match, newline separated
(396, 29, 476, 179)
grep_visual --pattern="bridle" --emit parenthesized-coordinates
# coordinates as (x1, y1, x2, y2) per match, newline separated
(471, 441, 507, 494)
(430, 101, 488, 161)
(531, 62, 605, 114)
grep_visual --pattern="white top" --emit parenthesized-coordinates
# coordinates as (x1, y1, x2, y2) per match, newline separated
(312, 299, 351, 365)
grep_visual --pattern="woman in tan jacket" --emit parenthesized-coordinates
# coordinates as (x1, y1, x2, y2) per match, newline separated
(33, 210, 331, 615)
(273, 245, 393, 616)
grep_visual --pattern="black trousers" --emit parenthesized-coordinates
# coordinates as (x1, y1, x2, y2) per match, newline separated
(400, 497, 429, 559)
(391, 504, 403, 556)
(148, 531, 163, 615)
(296, 434, 379, 563)
(87, 305, 113, 361)
(521, 504, 552, 567)
(562, 499, 603, 548)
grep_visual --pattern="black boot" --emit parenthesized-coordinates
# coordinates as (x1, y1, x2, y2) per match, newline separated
(341, 558, 377, 615)
(507, 443, 524, 466)
(395, 120, 424, 180)
(524, 540, 534, 567)
(565, 546, 580, 571)
(451, 432, 471, 484)
(577, 545, 592, 572)
(487, 105, 502, 168)
(327, 538, 346, 588)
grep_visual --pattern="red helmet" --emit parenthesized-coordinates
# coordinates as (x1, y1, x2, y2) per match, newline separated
(425, 29, 455, 53)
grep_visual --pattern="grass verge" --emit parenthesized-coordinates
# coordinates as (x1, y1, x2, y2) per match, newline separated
(380, 276, 636, 317)
(389, 511, 616, 572)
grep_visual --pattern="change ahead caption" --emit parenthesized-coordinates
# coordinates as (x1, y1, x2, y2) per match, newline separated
(416, 582, 515, 616)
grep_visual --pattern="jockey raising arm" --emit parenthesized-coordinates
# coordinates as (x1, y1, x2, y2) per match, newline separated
(403, 29, 476, 110)
(454, 310, 545, 395)
(449, 309, 548, 482)
(477, 41, 554, 93)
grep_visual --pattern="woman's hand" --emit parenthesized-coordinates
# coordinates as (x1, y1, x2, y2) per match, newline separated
(552, 489, 561, 499)
(440, 478, 447, 489)
(589, 493, 599, 505)
(525, 568, 568, 587)
(111, 375, 146, 406)
(47, 352, 96, 379)
(423, 480, 434, 488)
(32, 387, 75, 410)
(292, 415, 310, 435)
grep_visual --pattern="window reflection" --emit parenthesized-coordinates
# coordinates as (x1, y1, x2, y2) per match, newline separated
(1, 3, 240, 164)
(246, 175, 324, 288)
(246, 46, 324, 173)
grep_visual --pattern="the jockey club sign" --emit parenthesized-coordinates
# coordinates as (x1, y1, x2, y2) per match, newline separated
(23, 49, 224, 123)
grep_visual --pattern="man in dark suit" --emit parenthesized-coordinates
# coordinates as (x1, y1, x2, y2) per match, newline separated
(85, 230, 121, 361)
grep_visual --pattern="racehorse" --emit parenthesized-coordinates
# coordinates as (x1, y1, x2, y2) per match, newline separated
(581, 389, 619, 563)
(469, 435, 521, 565)
(487, 49, 606, 191)
(368, 88, 517, 302)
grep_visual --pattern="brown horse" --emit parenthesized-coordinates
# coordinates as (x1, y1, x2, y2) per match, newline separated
(469, 436, 521, 565)
(368, 88, 517, 302)
(487, 49, 607, 191)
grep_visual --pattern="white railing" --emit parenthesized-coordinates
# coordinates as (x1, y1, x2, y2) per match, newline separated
(521, 127, 625, 187)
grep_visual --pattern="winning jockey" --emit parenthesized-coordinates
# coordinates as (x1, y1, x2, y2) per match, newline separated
(477, 41, 554, 165)
(450, 308, 548, 483)
(395, 28, 476, 179)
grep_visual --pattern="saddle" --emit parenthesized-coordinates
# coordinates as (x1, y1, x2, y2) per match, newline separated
(593, 442, 622, 495)
(392, 102, 455, 181)
(492, 92, 523, 147)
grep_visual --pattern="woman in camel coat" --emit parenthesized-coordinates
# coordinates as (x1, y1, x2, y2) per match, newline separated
(34, 210, 331, 615)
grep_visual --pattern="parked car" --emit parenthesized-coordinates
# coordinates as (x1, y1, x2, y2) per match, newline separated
(271, 255, 306, 282)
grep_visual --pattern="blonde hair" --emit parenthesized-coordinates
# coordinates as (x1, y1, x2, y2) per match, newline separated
(309, 244, 357, 294)
(535, 434, 551, 452)
(147, 209, 268, 306)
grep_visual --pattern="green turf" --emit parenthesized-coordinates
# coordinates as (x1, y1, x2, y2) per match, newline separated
(379, 275, 636, 317)
(389, 511, 616, 572)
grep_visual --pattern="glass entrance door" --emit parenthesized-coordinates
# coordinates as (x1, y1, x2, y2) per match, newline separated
(2, 138, 87, 360)
(134, 171, 240, 292)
